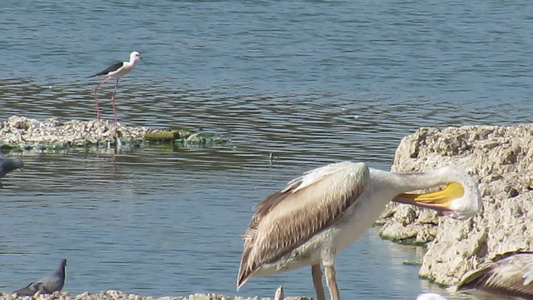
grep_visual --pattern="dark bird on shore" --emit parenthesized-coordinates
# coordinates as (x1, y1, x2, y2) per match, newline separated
(14, 259, 67, 296)
(90, 51, 142, 125)
(454, 251, 533, 299)
(237, 162, 482, 300)
(0, 150, 23, 188)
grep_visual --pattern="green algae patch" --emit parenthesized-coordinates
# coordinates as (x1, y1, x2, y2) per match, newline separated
(417, 274, 451, 288)
(144, 127, 198, 141)
(145, 129, 227, 147)
(186, 133, 224, 145)
(169, 128, 196, 139)
(0, 143, 16, 151)
(403, 259, 422, 266)
(380, 234, 429, 247)
(144, 131, 178, 141)
(373, 219, 387, 226)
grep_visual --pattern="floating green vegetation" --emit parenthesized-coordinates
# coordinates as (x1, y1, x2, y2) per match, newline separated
(144, 131, 178, 141)
(373, 219, 387, 226)
(403, 259, 422, 266)
(417, 275, 451, 288)
(380, 234, 428, 247)
(145, 129, 227, 147)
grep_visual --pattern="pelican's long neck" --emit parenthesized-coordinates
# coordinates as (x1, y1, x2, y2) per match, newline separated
(396, 169, 453, 192)
(371, 168, 450, 195)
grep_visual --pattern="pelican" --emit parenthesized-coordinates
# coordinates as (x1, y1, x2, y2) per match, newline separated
(453, 251, 533, 299)
(237, 161, 482, 300)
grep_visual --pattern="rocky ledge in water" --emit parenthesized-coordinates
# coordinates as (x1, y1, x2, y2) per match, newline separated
(0, 290, 312, 300)
(378, 123, 533, 285)
(0, 116, 225, 151)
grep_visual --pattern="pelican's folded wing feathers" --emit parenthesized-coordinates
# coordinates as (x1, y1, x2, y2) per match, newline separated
(238, 161, 369, 287)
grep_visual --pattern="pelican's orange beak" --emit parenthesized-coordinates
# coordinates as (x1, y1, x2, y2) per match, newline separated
(392, 183, 465, 219)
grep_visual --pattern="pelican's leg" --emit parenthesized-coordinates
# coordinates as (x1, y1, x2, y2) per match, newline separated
(111, 77, 120, 126)
(324, 263, 341, 300)
(311, 264, 326, 300)
(94, 77, 111, 122)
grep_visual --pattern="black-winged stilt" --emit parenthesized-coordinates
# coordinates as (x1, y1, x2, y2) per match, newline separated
(90, 51, 141, 124)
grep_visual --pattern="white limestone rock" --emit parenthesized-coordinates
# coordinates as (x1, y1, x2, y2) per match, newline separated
(379, 124, 533, 285)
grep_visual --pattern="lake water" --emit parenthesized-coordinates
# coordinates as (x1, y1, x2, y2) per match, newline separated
(0, 1, 531, 299)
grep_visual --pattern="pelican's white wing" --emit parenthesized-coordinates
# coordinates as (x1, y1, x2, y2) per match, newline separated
(238, 161, 369, 287)
(455, 252, 533, 298)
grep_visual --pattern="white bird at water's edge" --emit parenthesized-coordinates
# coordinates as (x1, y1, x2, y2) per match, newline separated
(452, 251, 533, 299)
(416, 293, 447, 300)
(90, 51, 142, 125)
(237, 161, 482, 300)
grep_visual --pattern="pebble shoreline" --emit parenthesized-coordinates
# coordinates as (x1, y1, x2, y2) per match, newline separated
(0, 290, 312, 300)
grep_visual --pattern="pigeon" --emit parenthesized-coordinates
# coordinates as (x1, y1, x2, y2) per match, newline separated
(13, 259, 67, 296)
(0, 150, 23, 188)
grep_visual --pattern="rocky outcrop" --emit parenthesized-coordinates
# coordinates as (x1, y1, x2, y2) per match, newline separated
(379, 124, 533, 285)
(0, 290, 312, 300)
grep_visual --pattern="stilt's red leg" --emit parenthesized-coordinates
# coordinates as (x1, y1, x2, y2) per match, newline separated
(94, 77, 111, 121)
(111, 78, 120, 126)
(93, 86, 101, 121)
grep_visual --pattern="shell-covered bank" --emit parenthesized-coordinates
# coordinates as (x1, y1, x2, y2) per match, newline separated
(0, 116, 226, 151)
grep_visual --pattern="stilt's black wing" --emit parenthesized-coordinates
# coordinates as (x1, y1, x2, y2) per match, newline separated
(90, 62, 124, 77)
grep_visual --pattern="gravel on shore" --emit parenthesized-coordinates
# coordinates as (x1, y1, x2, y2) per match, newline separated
(0, 290, 312, 300)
